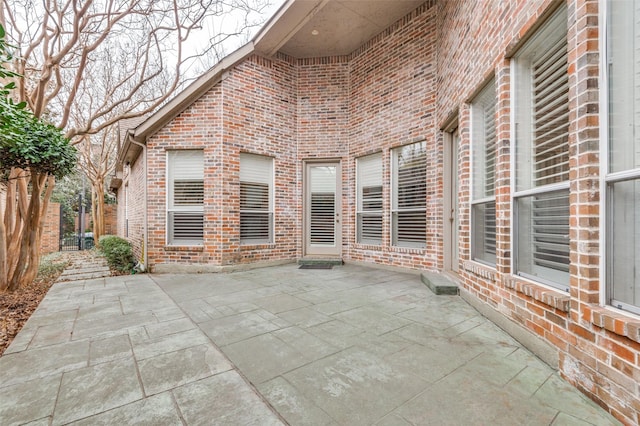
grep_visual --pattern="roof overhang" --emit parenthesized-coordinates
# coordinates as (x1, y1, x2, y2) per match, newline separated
(255, 0, 424, 58)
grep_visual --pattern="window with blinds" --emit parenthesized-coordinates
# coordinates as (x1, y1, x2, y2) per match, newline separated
(607, 0, 640, 313)
(392, 142, 426, 247)
(357, 153, 383, 245)
(167, 150, 204, 245)
(471, 79, 497, 265)
(513, 4, 570, 290)
(240, 153, 273, 244)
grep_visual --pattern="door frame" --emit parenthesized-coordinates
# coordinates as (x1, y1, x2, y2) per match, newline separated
(443, 124, 460, 273)
(303, 160, 342, 258)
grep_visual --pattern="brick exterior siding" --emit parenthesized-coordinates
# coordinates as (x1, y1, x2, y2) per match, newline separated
(117, 155, 146, 264)
(115, 0, 640, 422)
(103, 204, 117, 236)
(40, 202, 60, 254)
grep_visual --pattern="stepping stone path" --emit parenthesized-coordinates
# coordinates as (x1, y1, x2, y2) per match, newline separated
(57, 251, 112, 282)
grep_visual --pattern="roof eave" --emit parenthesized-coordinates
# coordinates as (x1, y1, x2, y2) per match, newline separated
(252, 0, 323, 56)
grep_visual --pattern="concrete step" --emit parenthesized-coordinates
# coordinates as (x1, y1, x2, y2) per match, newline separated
(57, 271, 112, 282)
(420, 271, 459, 295)
(59, 266, 110, 276)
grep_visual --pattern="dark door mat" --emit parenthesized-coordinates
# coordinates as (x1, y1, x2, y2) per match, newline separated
(299, 264, 334, 270)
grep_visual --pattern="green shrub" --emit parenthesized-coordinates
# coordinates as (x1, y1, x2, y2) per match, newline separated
(98, 235, 137, 273)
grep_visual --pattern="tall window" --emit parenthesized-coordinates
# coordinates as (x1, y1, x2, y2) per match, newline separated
(392, 141, 427, 247)
(167, 150, 204, 245)
(240, 153, 273, 244)
(357, 153, 383, 245)
(607, 0, 640, 313)
(124, 183, 129, 238)
(513, 5, 569, 290)
(471, 80, 497, 265)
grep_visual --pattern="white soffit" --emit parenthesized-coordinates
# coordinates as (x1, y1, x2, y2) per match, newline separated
(256, 0, 425, 58)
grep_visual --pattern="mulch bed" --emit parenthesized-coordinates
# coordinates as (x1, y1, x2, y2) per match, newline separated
(0, 252, 76, 356)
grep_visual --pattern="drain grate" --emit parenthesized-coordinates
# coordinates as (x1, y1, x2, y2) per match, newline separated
(299, 264, 333, 270)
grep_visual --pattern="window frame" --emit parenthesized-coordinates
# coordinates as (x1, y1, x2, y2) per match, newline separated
(391, 141, 427, 248)
(239, 152, 274, 245)
(356, 152, 383, 245)
(511, 4, 570, 292)
(470, 79, 497, 266)
(166, 150, 205, 246)
(602, 0, 640, 314)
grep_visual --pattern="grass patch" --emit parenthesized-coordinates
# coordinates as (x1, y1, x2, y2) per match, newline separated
(34, 252, 71, 284)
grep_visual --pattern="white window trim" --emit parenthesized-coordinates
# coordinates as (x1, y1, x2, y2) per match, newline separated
(510, 4, 570, 292)
(601, 0, 640, 314)
(356, 152, 383, 245)
(124, 183, 129, 238)
(470, 79, 497, 266)
(391, 142, 427, 248)
(166, 150, 204, 246)
(240, 153, 274, 245)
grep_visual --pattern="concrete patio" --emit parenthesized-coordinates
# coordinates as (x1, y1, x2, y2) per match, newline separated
(0, 263, 621, 425)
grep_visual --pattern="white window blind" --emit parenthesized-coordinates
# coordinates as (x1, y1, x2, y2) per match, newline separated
(471, 80, 497, 264)
(167, 150, 204, 245)
(607, 0, 640, 313)
(309, 166, 337, 245)
(532, 36, 570, 186)
(357, 153, 383, 244)
(392, 142, 427, 247)
(530, 190, 570, 274)
(513, 5, 569, 290)
(240, 153, 273, 244)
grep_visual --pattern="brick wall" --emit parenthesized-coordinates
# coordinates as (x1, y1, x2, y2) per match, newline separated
(103, 204, 117, 236)
(145, 86, 224, 268)
(123, 0, 640, 421)
(434, 0, 639, 423)
(123, 157, 146, 263)
(297, 57, 350, 256)
(346, 1, 438, 270)
(40, 202, 60, 254)
(223, 55, 299, 265)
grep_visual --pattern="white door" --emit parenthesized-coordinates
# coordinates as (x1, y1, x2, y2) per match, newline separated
(305, 162, 341, 257)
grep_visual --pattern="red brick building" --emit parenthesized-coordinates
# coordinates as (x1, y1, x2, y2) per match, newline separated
(113, 0, 640, 422)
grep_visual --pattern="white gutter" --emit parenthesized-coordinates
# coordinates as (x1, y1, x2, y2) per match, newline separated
(129, 136, 148, 272)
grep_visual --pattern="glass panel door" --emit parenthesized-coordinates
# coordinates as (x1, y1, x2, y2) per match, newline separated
(305, 162, 341, 257)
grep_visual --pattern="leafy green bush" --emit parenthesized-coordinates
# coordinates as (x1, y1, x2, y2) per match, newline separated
(98, 235, 137, 274)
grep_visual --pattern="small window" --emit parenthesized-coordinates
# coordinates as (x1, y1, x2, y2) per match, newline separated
(513, 4, 569, 290)
(471, 79, 497, 265)
(167, 150, 204, 245)
(240, 153, 273, 244)
(392, 141, 427, 247)
(357, 153, 383, 245)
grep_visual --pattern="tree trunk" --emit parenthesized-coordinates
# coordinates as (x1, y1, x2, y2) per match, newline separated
(0, 188, 7, 292)
(1, 170, 54, 292)
(92, 178, 105, 247)
(21, 176, 55, 286)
